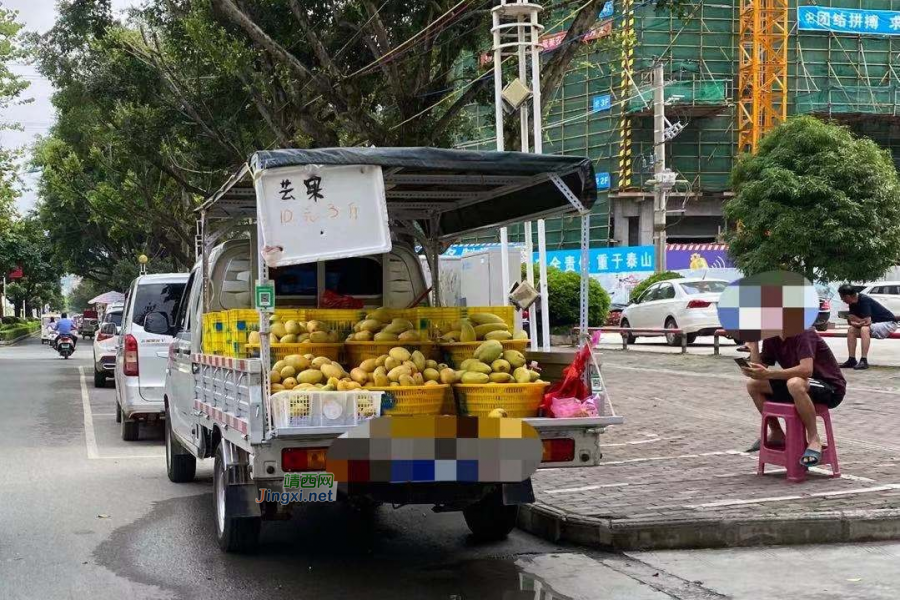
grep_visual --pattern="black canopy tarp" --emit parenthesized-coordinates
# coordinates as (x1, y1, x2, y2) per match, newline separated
(200, 147, 596, 241)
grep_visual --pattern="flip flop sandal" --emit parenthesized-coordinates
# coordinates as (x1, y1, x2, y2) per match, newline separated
(800, 448, 821, 467)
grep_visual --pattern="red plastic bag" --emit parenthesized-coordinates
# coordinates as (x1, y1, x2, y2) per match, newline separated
(540, 344, 591, 416)
(320, 289, 364, 309)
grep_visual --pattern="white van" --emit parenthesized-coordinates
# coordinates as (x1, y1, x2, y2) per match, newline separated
(40, 313, 61, 344)
(115, 273, 189, 440)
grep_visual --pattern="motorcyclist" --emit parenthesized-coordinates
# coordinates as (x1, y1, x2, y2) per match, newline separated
(53, 313, 78, 349)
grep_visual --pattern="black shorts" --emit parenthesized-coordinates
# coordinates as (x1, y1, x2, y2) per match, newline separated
(768, 379, 844, 409)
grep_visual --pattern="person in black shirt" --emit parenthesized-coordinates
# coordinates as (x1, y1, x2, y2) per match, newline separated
(838, 284, 898, 370)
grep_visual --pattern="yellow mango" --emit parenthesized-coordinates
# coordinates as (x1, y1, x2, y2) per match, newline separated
(358, 319, 383, 332)
(398, 330, 420, 342)
(468, 312, 505, 325)
(529, 369, 541, 382)
(373, 366, 389, 387)
(271, 383, 285, 393)
(474, 323, 509, 338)
(270, 322, 287, 339)
(311, 356, 331, 369)
(373, 331, 399, 342)
(298, 369, 324, 385)
(366, 308, 392, 323)
(280, 365, 297, 379)
(459, 320, 476, 342)
(306, 320, 326, 333)
(489, 372, 513, 383)
(439, 331, 460, 343)
(387, 365, 411, 382)
(423, 380, 440, 387)
(425, 359, 438, 370)
(513, 367, 531, 384)
(272, 360, 287, 373)
(491, 359, 511, 374)
(320, 363, 344, 380)
(284, 354, 310, 371)
(410, 350, 426, 372)
(384, 356, 399, 371)
(423, 368, 440, 382)
(375, 354, 388, 367)
(412, 373, 424, 386)
(461, 371, 490, 384)
(484, 330, 513, 341)
(248, 331, 261, 345)
(473, 339, 503, 363)
(354, 330, 373, 341)
(359, 358, 378, 373)
(308, 331, 329, 343)
(503, 350, 526, 369)
(282, 377, 297, 390)
(269, 369, 282, 384)
(466, 361, 492, 375)
(439, 368, 458, 384)
(513, 329, 529, 340)
(389, 347, 411, 362)
(279, 334, 298, 344)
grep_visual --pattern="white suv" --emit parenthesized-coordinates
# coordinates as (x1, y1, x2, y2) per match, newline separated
(92, 303, 124, 388)
(115, 273, 189, 440)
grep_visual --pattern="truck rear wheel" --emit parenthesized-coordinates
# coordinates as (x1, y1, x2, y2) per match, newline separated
(166, 409, 196, 483)
(94, 369, 105, 388)
(214, 444, 260, 553)
(463, 489, 519, 541)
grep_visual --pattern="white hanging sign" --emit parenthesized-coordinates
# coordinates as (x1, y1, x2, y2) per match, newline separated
(254, 164, 392, 268)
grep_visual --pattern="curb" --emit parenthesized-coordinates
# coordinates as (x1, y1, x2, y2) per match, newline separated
(0, 329, 40, 347)
(518, 503, 900, 550)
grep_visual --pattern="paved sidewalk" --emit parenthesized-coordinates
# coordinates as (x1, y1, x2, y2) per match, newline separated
(521, 349, 900, 550)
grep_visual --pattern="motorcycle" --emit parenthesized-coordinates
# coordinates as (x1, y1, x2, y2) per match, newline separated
(56, 334, 75, 359)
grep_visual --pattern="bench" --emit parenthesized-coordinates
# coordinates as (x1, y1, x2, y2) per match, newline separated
(712, 328, 900, 354)
(585, 327, 690, 354)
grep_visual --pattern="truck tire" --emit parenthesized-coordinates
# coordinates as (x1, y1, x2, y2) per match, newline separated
(94, 369, 105, 388)
(463, 489, 519, 541)
(166, 409, 196, 483)
(214, 444, 260, 553)
(115, 402, 122, 423)
(121, 416, 139, 441)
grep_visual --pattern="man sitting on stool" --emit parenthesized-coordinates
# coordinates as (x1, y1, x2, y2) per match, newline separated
(838, 284, 898, 370)
(744, 328, 846, 467)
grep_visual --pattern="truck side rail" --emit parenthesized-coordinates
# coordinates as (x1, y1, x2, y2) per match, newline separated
(192, 353, 266, 445)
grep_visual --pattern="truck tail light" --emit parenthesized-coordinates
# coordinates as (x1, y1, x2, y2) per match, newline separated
(687, 299, 712, 309)
(123, 334, 139, 376)
(282, 447, 328, 472)
(542, 438, 575, 463)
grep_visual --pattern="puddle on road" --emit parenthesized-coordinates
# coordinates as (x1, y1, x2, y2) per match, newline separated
(93, 494, 618, 600)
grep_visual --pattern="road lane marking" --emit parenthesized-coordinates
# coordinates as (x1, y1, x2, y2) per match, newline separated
(78, 366, 99, 459)
(546, 483, 630, 494)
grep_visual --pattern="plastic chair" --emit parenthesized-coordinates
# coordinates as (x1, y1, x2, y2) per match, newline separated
(758, 401, 840, 482)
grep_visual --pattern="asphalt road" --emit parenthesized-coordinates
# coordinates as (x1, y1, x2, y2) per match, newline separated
(1, 335, 898, 600)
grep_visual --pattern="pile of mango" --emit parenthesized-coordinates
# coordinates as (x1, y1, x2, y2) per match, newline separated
(347, 308, 421, 342)
(250, 315, 339, 345)
(454, 340, 542, 384)
(438, 312, 527, 343)
(270, 354, 358, 392)
(348, 347, 448, 387)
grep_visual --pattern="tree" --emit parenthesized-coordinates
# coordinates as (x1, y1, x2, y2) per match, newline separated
(3, 217, 64, 316)
(531, 266, 610, 328)
(725, 116, 900, 283)
(629, 271, 682, 303)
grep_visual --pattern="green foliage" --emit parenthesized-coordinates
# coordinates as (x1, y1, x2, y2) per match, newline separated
(530, 266, 610, 328)
(0, 321, 39, 341)
(629, 271, 683, 303)
(725, 116, 900, 283)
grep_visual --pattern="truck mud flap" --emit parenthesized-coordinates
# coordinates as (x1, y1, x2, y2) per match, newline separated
(501, 479, 534, 505)
(225, 483, 261, 518)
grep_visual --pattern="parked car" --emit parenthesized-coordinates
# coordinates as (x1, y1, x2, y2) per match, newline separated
(92, 304, 123, 388)
(115, 273, 189, 440)
(619, 278, 729, 346)
(854, 282, 900, 319)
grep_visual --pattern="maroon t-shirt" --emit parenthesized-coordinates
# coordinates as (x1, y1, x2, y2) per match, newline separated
(760, 329, 846, 397)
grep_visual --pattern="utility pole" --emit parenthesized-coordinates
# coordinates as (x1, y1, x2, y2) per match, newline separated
(651, 61, 675, 273)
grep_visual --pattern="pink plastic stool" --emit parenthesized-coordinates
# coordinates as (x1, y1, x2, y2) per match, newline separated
(758, 401, 840, 482)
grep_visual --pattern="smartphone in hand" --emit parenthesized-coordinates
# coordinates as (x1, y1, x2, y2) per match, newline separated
(734, 357, 751, 369)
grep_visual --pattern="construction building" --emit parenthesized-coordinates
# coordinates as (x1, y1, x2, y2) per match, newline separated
(459, 0, 900, 249)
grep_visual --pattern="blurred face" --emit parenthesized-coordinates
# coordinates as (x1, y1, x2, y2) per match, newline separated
(840, 293, 858, 305)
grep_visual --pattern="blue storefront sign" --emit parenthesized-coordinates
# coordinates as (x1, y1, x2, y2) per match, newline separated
(798, 6, 900, 35)
(595, 172, 611, 190)
(535, 245, 654, 275)
(599, 0, 614, 19)
(591, 94, 612, 113)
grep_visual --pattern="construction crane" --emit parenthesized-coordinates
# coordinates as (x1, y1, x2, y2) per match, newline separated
(737, 0, 789, 153)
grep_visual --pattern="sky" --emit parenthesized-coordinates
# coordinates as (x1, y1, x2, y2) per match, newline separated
(0, 0, 138, 214)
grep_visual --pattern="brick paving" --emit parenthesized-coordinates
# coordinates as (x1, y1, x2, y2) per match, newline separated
(524, 349, 900, 549)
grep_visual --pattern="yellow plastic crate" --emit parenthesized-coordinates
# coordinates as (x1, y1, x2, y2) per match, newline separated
(415, 307, 462, 340)
(452, 382, 549, 418)
(344, 341, 438, 366)
(225, 309, 261, 358)
(463, 306, 515, 330)
(367, 384, 449, 416)
(306, 309, 365, 338)
(439, 339, 530, 368)
(202, 312, 227, 355)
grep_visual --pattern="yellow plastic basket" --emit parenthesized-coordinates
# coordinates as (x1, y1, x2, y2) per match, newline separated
(464, 306, 515, 330)
(367, 384, 450, 416)
(224, 309, 261, 358)
(202, 312, 227, 355)
(306, 309, 365, 338)
(415, 307, 462, 340)
(345, 341, 438, 366)
(247, 342, 345, 365)
(440, 339, 531, 368)
(452, 382, 549, 418)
